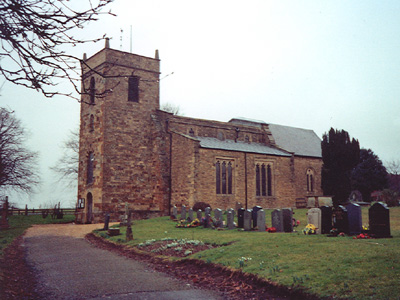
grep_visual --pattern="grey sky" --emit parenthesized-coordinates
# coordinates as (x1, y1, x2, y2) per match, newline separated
(1, 0, 400, 208)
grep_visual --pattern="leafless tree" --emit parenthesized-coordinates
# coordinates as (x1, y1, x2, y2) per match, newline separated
(386, 159, 400, 175)
(50, 128, 79, 187)
(0, 0, 114, 98)
(0, 107, 40, 193)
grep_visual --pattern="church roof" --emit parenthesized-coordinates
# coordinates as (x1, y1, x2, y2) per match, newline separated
(197, 137, 291, 157)
(268, 124, 322, 158)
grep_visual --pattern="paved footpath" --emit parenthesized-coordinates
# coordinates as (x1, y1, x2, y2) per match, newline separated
(23, 223, 224, 300)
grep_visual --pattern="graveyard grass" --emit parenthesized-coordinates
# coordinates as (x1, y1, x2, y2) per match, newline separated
(103, 207, 400, 300)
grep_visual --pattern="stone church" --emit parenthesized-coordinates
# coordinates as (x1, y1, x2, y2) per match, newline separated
(76, 41, 323, 223)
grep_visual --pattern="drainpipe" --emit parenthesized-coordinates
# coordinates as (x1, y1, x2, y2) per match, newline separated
(166, 118, 172, 216)
(245, 152, 248, 210)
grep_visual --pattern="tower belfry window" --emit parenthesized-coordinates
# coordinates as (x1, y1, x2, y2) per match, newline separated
(89, 77, 95, 104)
(128, 76, 139, 102)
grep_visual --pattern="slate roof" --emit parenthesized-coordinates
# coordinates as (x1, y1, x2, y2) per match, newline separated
(197, 137, 291, 157)
(268, 123, 322, 158)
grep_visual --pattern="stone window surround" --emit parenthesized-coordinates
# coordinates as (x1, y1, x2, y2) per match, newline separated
(255, 159, 275, 197)
(215, 157, 235, 195)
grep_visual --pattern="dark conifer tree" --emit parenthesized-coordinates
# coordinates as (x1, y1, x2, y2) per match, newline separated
(321, 128, 360, 205)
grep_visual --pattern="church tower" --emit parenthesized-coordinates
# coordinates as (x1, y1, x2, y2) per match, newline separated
(76, 40, 169, 223)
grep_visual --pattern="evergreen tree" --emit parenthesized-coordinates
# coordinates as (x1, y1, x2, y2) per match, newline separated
(321, 128, 360, 205)
(351, 149, 388, 201)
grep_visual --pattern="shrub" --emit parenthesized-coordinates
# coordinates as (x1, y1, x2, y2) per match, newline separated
(193, 202, 211, 211)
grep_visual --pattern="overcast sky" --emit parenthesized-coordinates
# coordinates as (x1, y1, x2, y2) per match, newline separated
(2, 0, 400, 208)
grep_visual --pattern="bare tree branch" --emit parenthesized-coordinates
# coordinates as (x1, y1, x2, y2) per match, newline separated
(0, 0, 114, 99)
(0, 107, 40, 193)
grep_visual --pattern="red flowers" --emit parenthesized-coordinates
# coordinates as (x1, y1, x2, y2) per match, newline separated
(354, 233, 371, 239)
(266, 227, 277, 233)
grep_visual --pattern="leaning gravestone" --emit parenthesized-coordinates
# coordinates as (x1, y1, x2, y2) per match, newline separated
(181, 205, 187, 220)
(282, 208, 293, 233)
(257, 209, 266, 232)
(320, 206, 333, 234)
(237, 208, 245, 228)
(369, 202, 391, 238)
(307, 208, 322, 234)
(252, 206, 263, 228)
(333, 205, 349, 234)
(227, 210, 235, 229)
(172, 206, 178, 219)
(188, 208, 194, 222)
(244, 209, 252, 231)
(346, 203, 362, 235)
(271, 209, 284, 232)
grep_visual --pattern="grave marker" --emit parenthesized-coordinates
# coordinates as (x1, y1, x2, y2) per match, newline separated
(172, 206, 178, 219)
(196, 209, 202, 222)
(252, 206, 262, 228)
(307, 208, 321, 234)
(333, 205, 349, 234)
(237, 208, 245, 228)
(320, 206, 333, 234)
(369, 202, 391, 238)
(346, 203, 362, 235)
(282, 208, 293, 233)
(181, 205, 187, 220)
(214, 208, 223, 228)
(244, 209, 252, 231)
(257, 209, 266, 232)
(227, 210, 235, 229)
(271, 209, 283, 232)
(188, 208, 194, 222)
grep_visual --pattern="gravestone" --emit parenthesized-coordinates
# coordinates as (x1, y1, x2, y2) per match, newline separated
(103, 213, 110, 231)
(172, 206, 178, 219)
(196, 209, 202, 222)
(181, 205, 187, 220)
(333, 205, 349, 234)
(252, 206, 262, 228)
(188, 208, 194, 222)
(369, 202, 391, 238)
(214, 208, 223, 228)
(244, 209, 252, 231)
(320, 206, 333, 234)
(227, 210, 235, 229)
(282, 208, 293, 233)
(271, 209, 284, 232)
(126, 210, 133, 241)
(237, 208, 245, 228)
(257, 209, 266, 232)
(307, 208, 322, 234)
(204, 207, 211, 228)
(346, 203, 362, 235)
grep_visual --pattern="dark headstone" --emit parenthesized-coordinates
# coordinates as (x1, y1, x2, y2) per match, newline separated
(320, 206, 333, 234)
(227, 210, 235, 229)
(369, 202, 391, 238)
(252, 206, 262, 228)
(346, 203, 362, 235)
(103, 213, 110, 230)
(271, 209, 283, 232)
(333, 205, 349, 234)
(237, 208, 245, 228)
(282, 208, 293, 233)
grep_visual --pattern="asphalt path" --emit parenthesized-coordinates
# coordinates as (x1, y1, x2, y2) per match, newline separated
(23, 224, 224, 299)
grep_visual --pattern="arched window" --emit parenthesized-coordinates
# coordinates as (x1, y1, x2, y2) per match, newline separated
(216, 160, 233, 195)
(256, 162, 273, 197)
(89, 77, 95, 104)
(306, 168, 314, 192)
(89, 114, 94, 132)
(87, 151, 94, 184)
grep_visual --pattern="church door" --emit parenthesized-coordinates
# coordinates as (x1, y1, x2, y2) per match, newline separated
(86, 192, 93, 224)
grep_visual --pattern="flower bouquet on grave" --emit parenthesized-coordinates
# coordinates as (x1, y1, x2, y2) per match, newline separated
(354, 233, 372, 239)
(176, 218, 201, 228)
(266, 227, 277, 233)
(302, 224, 316, 235)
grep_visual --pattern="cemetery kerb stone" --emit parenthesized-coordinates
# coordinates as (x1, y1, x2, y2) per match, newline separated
(271, 209, 284, 232)
(320, 206, 333, 234)
(307, 208, 322, 234)
(181, 205, 187, 220)
(333, 205, 349, 234)
(237, 208, 245, 228)
(282, 208, 293, 233)
(369, 202, 391, 238)
(257, 209, 266, 232)
(227, 210, 235, 229)
(244, 209, 252, 231)
(346, 203, 362, 235)
(251, 206, 262, 228)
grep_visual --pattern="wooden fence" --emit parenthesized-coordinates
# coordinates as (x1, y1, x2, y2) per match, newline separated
(7, 208, 76, 216)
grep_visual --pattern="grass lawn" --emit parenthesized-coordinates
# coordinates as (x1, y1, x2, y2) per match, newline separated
(0, 214, 75, 256)
(102, 207, 400, 300)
